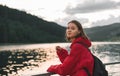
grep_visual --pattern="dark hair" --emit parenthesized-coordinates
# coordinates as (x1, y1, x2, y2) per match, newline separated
(66, 20, 89, 41)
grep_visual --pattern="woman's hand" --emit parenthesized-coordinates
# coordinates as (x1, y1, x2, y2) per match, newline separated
(56, 46, 62, 51)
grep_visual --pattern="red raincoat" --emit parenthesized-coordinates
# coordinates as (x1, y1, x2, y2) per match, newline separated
(47, 37, 94, 76)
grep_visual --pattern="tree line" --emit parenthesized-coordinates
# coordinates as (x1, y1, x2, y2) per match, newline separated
(0, 5, 66, 43)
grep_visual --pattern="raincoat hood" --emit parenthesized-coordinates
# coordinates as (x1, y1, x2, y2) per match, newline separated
(71, 37, 91, 48)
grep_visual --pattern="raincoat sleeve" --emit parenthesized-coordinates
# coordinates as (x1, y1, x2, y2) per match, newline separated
(47, 44, 82, 75)
(57, 48, 68, 63)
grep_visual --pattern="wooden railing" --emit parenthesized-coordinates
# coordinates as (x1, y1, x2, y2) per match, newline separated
(32, 72, 55, 76)
(33, 61, 120, 76)
(104, 61, 120, 65)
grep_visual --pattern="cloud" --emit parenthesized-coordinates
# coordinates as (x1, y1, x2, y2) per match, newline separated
(65, 0, 120, 14)
(92, 15, 120, 26)
(55, 15, 89, 28)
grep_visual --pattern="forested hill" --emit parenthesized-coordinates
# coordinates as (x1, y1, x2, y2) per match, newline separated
(85, 23, 120, 41)
(0, 5, 66, 43)
(0, 5, 120, 43)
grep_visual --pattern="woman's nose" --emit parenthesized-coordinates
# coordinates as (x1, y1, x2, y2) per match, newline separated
(67, 28, 71, 32)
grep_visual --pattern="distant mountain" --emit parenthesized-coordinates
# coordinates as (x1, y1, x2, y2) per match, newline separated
(85, 23, 120, 41)
(0, 5, 119, 43)
(0, 5, 66, 43)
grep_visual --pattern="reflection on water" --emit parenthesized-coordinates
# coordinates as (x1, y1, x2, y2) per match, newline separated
(0, 48, 49, 76)
(0, 42, 120, 76)
(91, 44, 120, 62)
(90, 44, 120, 76)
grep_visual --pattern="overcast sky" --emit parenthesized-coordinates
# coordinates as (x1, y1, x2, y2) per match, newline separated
(0, 0, 120, 28)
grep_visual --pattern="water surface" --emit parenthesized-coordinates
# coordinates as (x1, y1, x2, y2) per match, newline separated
(0, 42, 120, 76)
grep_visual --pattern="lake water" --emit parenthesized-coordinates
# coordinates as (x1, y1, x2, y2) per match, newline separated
(0, 42, 120, 76)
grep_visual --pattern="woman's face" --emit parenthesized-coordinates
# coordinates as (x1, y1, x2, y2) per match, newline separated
(66, 23, 80, 41)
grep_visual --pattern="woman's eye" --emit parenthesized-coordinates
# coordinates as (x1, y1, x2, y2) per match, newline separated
(71, 27, 75, 30)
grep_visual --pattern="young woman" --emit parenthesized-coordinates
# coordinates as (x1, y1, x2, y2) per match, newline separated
(47, 20, 94, 76)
